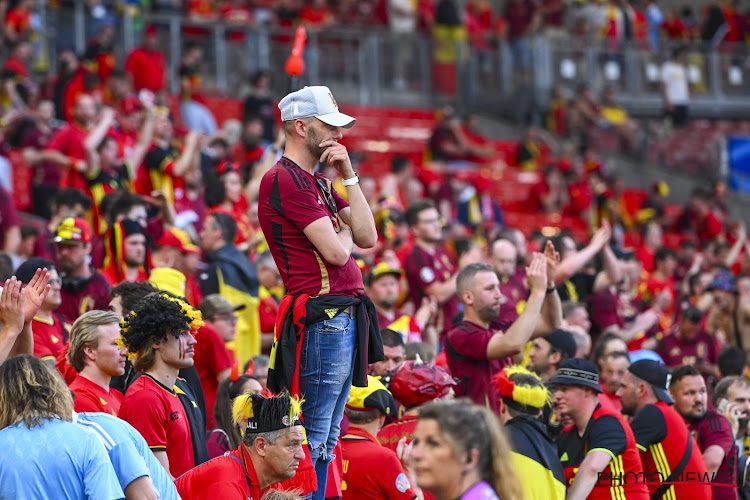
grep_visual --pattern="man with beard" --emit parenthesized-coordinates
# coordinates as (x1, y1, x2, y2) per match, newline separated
(670, 364, 738, 500)
(597, 350, 629, 411)
(404, 199, 467, 335)
(118, 292, 207, 479)
(616, 360, 712, 499)
(445, 257, 548, 411)
(258, 85, 380, 499)
(369, 328, 406, 381)
(15, 258, 67, 363)
(490, 237, 528, 326)
(67, 310, 126, 415)
(368, 262, 436, 346)
(53, 217, 111, 323)
(527, 328, 577, 382)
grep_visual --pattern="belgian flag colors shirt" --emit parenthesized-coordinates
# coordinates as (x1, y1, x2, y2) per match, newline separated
(558, 404, 649, 500)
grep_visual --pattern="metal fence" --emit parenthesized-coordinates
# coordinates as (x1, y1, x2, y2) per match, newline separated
(27, 5, 750, 119)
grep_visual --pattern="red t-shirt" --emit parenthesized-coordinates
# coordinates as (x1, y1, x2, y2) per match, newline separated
(340, 427, 416, 499)
(689, 410, 738, 500)
(631, 402, 712, 499)
(194, 324, 233, 429)
(445, 320, 507, 411)
(58, 271, 112, 324)
(258, 157, 362, 296)
(3, 55, 28, 77)
(31, 314, 68, 361)
(176, 446, 264, 499)
(69, 374, 123, 416)
(124, 47, 166, 92)
(119, 374, 196, 478)
(404, 245, 457, 334)
(46, 122, 89, 191)
(495, 273, 528, 327)
(656, 331, 718, 369)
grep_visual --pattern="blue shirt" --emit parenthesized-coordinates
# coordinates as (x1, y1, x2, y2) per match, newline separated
(76, 413, 180, 500)
(0, 418, 123, 500)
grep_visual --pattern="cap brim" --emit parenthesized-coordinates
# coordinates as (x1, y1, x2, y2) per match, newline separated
(316, 112, 356, 129)
(652, 386, 673, 404)
(548, 376, 603, 393)
(232, 304, 247, 312)
(53, 236, 84, 244)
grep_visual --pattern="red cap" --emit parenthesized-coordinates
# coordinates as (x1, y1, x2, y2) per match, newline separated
(119, 95, 143, 115)
(389, 361, 455, 409)
(53, 217, 92, 244)
(156, 228, 200, 254)
(145, 24, 158, 36)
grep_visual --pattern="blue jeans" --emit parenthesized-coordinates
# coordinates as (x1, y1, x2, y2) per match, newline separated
(299, 311, 356, 500)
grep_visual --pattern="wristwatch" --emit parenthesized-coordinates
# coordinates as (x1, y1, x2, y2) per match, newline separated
(342, 174, 359, 186)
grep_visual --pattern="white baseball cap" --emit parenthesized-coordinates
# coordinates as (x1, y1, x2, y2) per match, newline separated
(278, 86, 356, 129)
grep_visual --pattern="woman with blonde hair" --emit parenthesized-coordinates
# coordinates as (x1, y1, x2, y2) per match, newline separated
(409, 399, 523, 500)
(0, 354, 122, 498)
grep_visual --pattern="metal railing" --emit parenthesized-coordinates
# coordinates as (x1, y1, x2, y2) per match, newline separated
(25, 5, 750, 118)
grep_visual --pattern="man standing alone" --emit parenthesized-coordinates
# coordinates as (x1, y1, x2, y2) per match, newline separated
(258, 85, 381, 499)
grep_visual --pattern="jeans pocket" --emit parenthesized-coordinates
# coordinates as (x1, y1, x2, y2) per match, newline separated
(315, 314, 352, 334)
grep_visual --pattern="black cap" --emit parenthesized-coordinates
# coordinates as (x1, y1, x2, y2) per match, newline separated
(545, 329, 577, 359)
(14, 258, 54, 285)
(549, 359, 602, 393)
(628, 360, 673, 404)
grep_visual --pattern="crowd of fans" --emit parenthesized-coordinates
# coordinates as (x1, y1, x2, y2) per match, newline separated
(2, 1, 750, 500)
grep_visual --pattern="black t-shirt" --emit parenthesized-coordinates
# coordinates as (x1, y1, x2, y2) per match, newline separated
(557, 271, 596, 303)
(629, 404, 668, 446)
(558, 412, 627, 468)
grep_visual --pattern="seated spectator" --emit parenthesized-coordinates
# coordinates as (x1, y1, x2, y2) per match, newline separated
(0, 355, 123, 499)
(206, 374, 263, 459)
(599, 86, 638, 152)
(67, 310, 126, 415)
(341, 375, 417, 499)
(176, 391, 306, 498)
